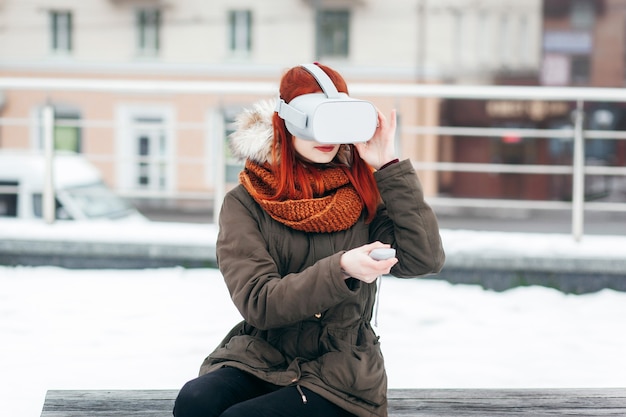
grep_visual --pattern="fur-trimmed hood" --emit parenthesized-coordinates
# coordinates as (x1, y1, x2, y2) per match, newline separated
(228, 99, 276, 165)
(228, 99, 352, 166)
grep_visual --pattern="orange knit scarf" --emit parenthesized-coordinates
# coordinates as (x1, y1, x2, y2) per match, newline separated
(240, 160, 364, 233)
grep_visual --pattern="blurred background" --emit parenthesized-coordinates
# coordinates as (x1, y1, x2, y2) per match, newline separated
(1, 0, 625, 236)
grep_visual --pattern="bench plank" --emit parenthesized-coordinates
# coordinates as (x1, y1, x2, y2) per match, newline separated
(40, 388, 626, 417)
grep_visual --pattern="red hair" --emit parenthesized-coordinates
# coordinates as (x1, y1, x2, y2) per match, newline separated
(261, 63, 380, 223)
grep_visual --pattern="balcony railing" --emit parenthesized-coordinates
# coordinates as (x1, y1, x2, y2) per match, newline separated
(1, 77, 625, 241)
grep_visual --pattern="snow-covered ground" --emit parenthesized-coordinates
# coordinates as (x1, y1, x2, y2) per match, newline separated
(2, 259, 625, 417)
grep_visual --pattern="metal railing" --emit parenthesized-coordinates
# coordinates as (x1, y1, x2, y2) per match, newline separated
(1, 77, 625, 241)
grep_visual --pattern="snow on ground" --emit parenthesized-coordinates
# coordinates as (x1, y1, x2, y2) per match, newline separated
(1, 263, 625, 417)
(441, 228, 626, 259)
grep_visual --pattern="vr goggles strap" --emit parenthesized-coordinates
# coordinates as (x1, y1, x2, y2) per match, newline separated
(300, 63, 340, 99)
(275, 63, 340, 130)
(275, 97, 307, 129)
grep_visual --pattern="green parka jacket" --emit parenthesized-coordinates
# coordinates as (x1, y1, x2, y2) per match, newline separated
(199, 100, 445, 417)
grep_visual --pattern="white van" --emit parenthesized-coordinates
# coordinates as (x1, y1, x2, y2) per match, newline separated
(0, 150, 145, 221)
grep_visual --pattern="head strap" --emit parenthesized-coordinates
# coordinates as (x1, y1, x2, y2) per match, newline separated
(274, 64, 341, 128)
(300, 63, 341, 99)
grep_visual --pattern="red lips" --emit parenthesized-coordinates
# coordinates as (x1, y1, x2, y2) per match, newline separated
(315, 146, 336, 153)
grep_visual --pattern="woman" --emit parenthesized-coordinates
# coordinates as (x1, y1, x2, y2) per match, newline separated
(173, 63, 445, 417)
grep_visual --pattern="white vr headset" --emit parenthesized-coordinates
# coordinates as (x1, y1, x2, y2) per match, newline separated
(275, 63, 378, 144)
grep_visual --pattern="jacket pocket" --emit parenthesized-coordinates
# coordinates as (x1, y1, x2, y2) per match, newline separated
(208, 335, 287, 370)
(318, 327, 387, 406)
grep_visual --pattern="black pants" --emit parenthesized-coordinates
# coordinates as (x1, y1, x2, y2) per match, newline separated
(173, 367, 356, 417)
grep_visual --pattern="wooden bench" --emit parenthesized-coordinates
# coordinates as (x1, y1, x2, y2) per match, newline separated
(40, 388, 626, 416)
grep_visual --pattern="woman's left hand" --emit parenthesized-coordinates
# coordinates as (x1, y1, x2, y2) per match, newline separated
(355, 108, 397, 170)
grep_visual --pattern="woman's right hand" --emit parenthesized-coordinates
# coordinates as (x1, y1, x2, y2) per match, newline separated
(340, 242, 398, 283)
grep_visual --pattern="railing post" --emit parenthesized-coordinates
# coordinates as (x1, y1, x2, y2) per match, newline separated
(571, 100, 585, 241)
(42, 104, 56, 225)
(212, 112, 226, 224)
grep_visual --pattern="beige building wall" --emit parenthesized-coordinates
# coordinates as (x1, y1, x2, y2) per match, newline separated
(0, 0, 543, 203)
(0, 0, 541, 72)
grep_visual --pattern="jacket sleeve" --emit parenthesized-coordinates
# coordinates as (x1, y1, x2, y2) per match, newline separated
(216, 188, 359, 330)
(369, 159, 445, 277)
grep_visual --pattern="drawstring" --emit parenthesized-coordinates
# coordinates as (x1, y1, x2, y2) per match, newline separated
(373, 275, 382, 327)
(296, 384, 308, 404)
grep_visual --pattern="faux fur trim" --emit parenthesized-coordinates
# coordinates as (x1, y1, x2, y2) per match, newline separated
(228, 99, 276, 164)
(228, 98, 354, 166)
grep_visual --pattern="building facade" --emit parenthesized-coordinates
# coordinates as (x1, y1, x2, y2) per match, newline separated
(0, 0, 543, 217)
(444, 0, 626, 202)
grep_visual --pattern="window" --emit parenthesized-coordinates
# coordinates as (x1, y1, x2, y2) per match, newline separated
(0, 181, 18, 217)
(32, 194, 72, 220)
(571, 55, 590, 85)
(115, 105, 174, 193)
(498, 14, 511, 68)
(453, 12, 464, 71)
(228, 10, 252, 56)
(517, 16, 528, 67)
(137, 8, 161, 55)
(35, 184, 132, 220)
(36, 105, 82, 152)
(476, 12, 489, 66)
(316, 10, 350, 59)
(571, 0, 595, 29)
(50, 10, 72, 53)
(54, 108, 82, 152)
(133, 117, 168, 190)
(223, 110, 244, 184)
